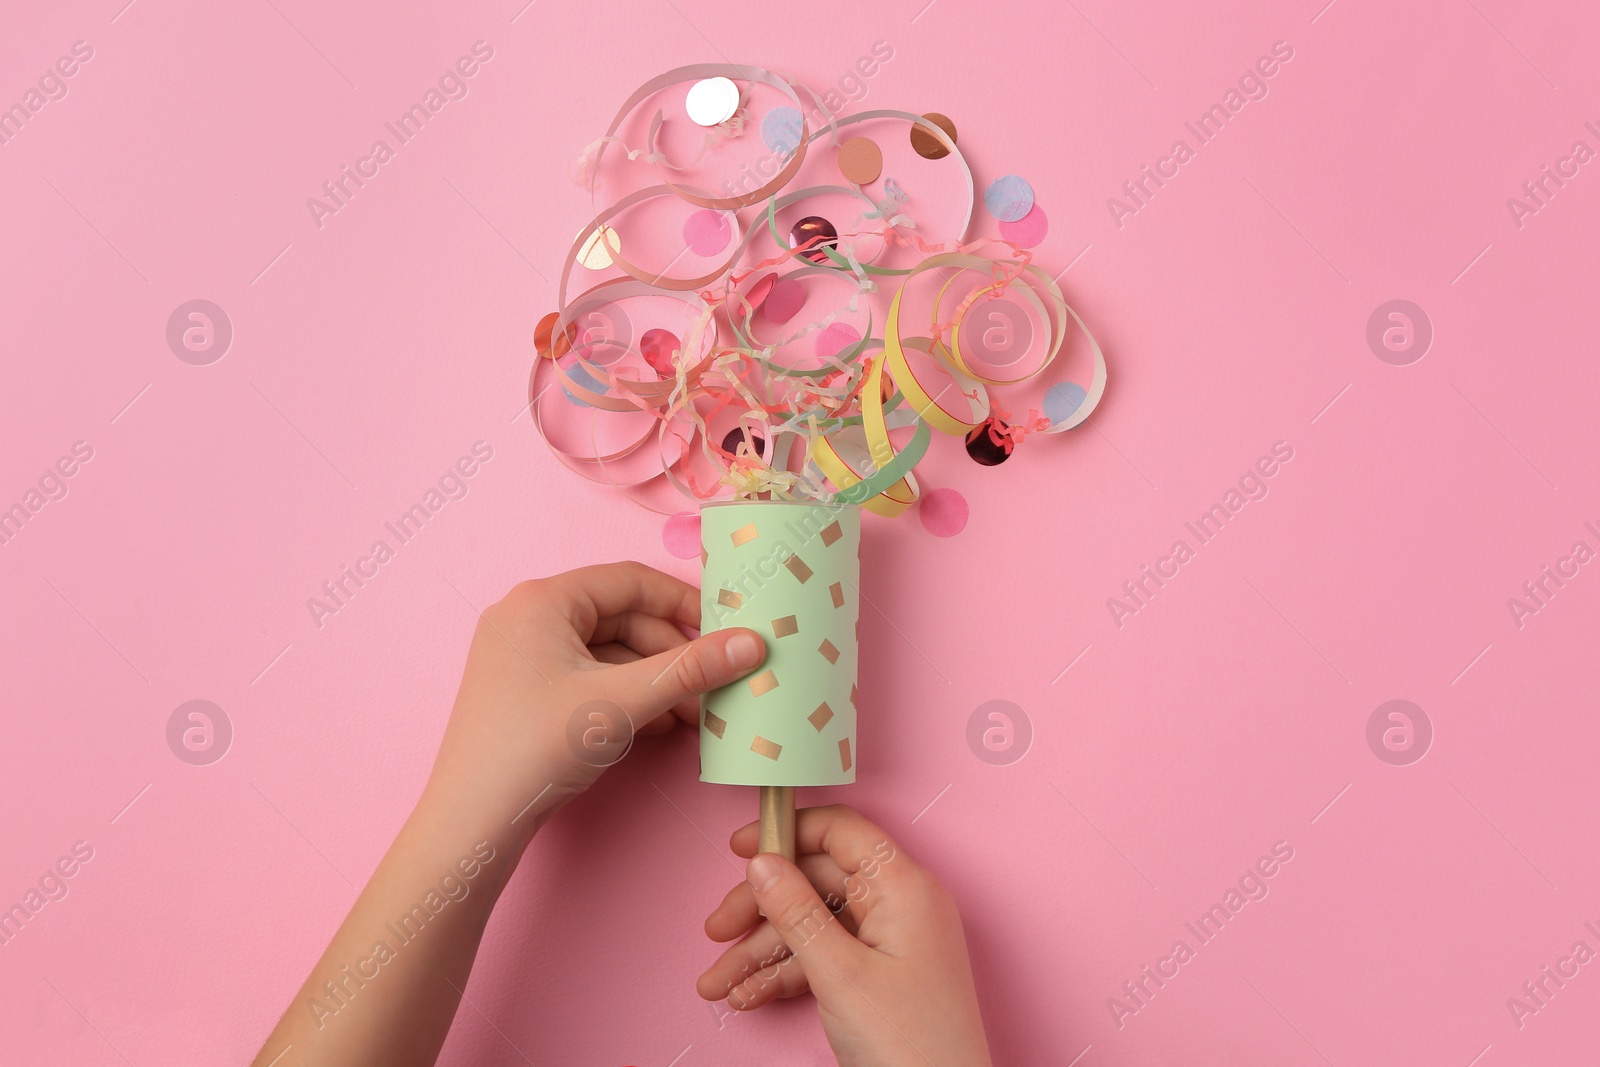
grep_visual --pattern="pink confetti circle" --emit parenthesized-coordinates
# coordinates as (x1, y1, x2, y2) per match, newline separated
(919, 488, 968, 537)
(640, 328, 681, 377)
(998, 204, 1048, 249)
(682, 209, 732, 256)
(662, 511, 701, 559)
(814, 322, 861, 360)
(746, 272, 778, 311)
(763, 278, 804, 324)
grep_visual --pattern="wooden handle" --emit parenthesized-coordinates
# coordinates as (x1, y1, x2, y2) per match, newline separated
(758, 786, 796, 861)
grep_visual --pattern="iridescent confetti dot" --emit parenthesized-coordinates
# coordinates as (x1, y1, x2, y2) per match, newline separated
(761, 106, 804, 154)
(721, 427, 766, 457)
(1044, 382, 1088, 425)
(984, 175, 1034, 222)
(965, 416, 1014, 465)
(790, 216, 838, 264)
(561, 360, 604, 407)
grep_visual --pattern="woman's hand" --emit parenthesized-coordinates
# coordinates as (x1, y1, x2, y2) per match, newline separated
(424, 561, 765, 840)
(698, 805, 992, 1067)
(253, 563, 765, 1067)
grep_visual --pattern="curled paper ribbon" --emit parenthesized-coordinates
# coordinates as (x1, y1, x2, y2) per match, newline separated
(529, 63, 1109, 515)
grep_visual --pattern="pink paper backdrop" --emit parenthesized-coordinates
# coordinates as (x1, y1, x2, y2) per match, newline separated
(3, 0, 1598, 1063)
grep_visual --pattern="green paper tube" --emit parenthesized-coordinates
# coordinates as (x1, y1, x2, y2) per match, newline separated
(700, 499, 861, 787)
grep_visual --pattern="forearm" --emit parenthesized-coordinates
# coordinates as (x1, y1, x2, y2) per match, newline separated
(252, 775, 556, 1067)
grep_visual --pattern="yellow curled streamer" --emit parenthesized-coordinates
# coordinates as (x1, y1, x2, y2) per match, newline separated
(811, 349, 918, 517)
(882, 255, 1010, 434)
(886, 252, 1107, 435)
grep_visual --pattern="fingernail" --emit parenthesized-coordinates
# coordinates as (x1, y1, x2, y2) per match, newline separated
(725, 631, 763, 671)
(747, 853, 782, 892)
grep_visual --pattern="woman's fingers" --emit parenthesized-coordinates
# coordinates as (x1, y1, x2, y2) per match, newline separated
(700, 850, 878, 1006)
(589, 610, 688, 657)
(706, 854, 860, 942)
(588, 612, 703, 725)
(730, 804, 901, 867)
(696, 923, 810, 1008)
(585, 642, 637, 666)
(729, 805, 915, 924)
(705, 881, 761, 943)
(601, 627, 763, 727)
(544, 561, 701, 638)
(739, 853, 867, 1000)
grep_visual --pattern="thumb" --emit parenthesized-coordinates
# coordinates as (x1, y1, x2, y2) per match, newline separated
(607, 627, 765, 722)
(746, 852, 865, 989)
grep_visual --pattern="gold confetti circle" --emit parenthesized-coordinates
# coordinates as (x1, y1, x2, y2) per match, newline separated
(837, 136, 883, 185)
(577, 225, 620, 270)
(909, 112, 957, 160)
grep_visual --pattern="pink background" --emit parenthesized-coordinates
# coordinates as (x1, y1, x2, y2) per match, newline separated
(3, 0, 1598, 1064)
